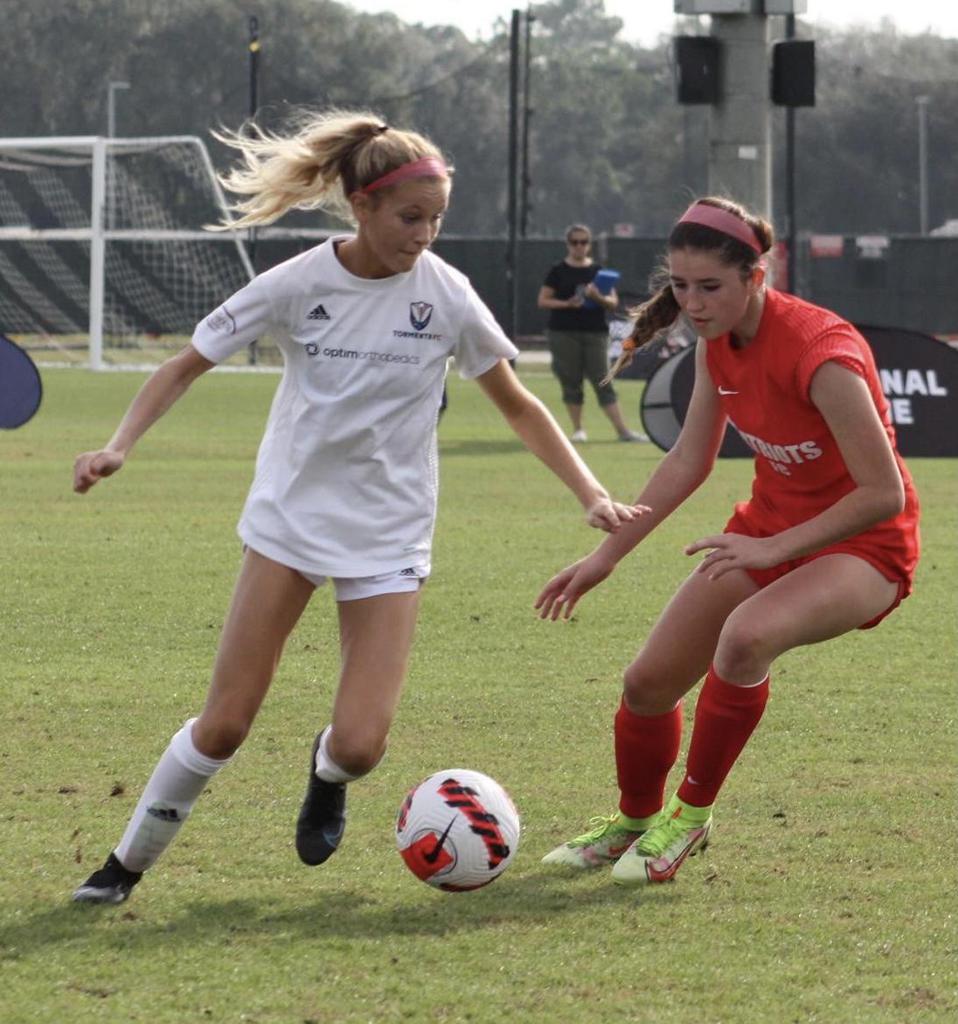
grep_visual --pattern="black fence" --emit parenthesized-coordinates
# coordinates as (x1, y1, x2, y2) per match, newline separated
(4, 231, 954, 344)
(249, 233, 958, 344)
(797, 236, 957, 338)
(426, 234, 958, 343)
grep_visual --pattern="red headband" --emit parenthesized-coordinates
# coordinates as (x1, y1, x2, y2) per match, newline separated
(360, 156, 449, 194)
(676, 202, 762, 254)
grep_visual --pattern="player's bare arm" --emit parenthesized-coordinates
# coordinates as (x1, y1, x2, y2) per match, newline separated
(476, 359, 647, 532)
(73, 345, 215, 493)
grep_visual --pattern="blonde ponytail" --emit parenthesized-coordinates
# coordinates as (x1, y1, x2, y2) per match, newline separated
(210, 109, 447, 229)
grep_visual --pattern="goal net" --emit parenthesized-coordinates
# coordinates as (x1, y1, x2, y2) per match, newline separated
(0, 135, 258, 368)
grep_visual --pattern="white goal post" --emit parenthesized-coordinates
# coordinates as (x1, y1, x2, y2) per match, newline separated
(0, 135, 255, 369)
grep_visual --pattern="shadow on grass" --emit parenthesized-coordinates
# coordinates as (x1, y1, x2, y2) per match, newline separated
(1, 868, 684, 957)
(439, 439, 658, 457)
(439, 439, 526, 457)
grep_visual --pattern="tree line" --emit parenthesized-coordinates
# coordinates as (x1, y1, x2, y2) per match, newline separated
(3, 0, 956, 237)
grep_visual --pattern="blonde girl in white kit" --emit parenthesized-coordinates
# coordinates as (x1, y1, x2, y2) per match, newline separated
(71, 109, 645, 904)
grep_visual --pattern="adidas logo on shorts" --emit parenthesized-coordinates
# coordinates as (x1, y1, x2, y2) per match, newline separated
(307, 303, 331, 321)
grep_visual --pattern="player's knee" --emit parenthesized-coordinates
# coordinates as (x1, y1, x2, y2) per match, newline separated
(193, 716, 251, 760)
(622, 661, 674, 713)
(716, 612, 773, 675)
(330, 731, 386, 777)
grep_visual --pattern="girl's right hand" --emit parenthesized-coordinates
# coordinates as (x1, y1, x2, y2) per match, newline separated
(534, 553, 616, 621)
(73, 449, 125, 493)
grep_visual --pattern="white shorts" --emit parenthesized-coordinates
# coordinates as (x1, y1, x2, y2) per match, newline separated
(298, 564, 430, 602)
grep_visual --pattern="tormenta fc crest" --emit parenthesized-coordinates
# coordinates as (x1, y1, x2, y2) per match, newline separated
(409, 301, 434, 331)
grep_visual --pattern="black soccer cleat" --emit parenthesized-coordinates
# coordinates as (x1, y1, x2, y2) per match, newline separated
(72, 852, 143, 905)
(295, 730, 347, 866)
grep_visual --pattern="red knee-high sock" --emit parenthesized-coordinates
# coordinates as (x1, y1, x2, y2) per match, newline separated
(615, 699, 683, 819)
(678, 665, 770, 808)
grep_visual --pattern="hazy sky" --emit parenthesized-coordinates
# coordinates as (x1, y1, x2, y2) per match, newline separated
(343, 1, 958, 45)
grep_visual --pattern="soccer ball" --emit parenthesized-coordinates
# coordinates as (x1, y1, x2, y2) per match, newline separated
(396, 769, 520, 891)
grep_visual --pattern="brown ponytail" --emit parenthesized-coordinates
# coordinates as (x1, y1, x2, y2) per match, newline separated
(603, 195, 773, 383)
(602, 280, 680, 384)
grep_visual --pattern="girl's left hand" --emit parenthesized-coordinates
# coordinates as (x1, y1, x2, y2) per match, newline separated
(685, 532, 783, 580)
(586, 498, 650, 533)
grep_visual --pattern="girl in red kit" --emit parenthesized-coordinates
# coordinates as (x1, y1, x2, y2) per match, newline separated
(537, 196, 920, 886)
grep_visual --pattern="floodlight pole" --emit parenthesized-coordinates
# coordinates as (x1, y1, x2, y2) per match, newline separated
(916, 95, 929, 235)
(89, 137, 106, 370)
(784, 13, 796, 292)
(249, 17, 260, 126)
(507, 9, 521, 344)
(519, 7, 534, 237)
(707, 13, 771, 218)
(107, 81, 130, 139)
(106, 81, 129, 234)
(247, 16, 261, 365)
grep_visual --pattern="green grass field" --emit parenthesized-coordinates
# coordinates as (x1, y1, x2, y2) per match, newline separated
(2, 366, 955, 1023)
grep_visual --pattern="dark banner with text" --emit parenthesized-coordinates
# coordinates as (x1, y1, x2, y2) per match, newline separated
(640, 326, 958, 458)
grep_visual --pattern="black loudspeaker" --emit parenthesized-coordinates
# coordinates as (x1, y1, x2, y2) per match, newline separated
(771, 39, 815, 106)
(674, 36, 721, 105)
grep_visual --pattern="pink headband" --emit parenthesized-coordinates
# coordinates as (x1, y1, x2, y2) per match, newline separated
(360, 156, 449, 194)
(676, 202, 762, 254)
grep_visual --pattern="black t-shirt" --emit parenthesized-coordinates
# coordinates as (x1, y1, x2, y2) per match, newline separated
(542, 261, 608, 332)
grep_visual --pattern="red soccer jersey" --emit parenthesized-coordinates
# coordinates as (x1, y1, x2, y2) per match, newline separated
(705, 289, 920, 586)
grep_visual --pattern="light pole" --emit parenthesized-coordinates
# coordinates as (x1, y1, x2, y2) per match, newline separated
(106, 81, 129, 231)
(107, 80, 130, 138)
(916, 95, 930, 235)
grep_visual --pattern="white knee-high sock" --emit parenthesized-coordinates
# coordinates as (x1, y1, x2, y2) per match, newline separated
(114, 718, 230, 873)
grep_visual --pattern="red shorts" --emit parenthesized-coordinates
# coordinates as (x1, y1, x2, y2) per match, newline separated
(724, 506, 918, 630)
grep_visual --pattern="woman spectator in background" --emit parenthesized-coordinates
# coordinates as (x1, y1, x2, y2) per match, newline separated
(538, 224, 646, 443)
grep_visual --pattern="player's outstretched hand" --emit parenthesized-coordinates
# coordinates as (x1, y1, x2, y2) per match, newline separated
(586, 498, 650, 533)
(74, 450, 125, 494)
(685, 532, 782, 581)
(535, 552, 616, 621)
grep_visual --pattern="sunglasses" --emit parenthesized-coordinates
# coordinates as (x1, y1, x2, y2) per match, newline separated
(568, 238, 591, 246)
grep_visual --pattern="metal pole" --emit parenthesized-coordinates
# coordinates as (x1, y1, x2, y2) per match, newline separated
(784, 14, 796, 293)
(917, 95, 929, 235)
(105, 82, 129, 274)
(89, 137, 106, 370)
(247, 16, 261, 364)
(519, 7, 534, 237)
(249, 16, 260, 126)
(106, 80, 129, 138)
(507, 9, 520, 344)
(682, 105, 694, 195)
(708, 13, 771, 217)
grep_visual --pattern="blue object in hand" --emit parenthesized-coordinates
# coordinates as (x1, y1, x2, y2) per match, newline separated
(582, 268, 620, 309)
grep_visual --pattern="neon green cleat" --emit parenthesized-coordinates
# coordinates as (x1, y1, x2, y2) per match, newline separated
(611, 794, 712, 886)
(541, 813, 653, 869)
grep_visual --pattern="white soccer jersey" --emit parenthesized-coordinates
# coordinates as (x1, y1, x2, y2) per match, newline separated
(191, 238, 518, 578)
